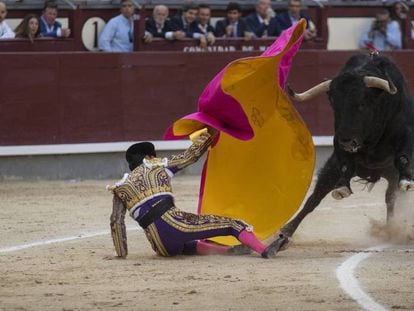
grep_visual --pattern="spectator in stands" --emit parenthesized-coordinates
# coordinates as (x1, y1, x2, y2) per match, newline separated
(40, 1, 71, 38)
(144, 5, 185, 43)
(193, 4, 216, 48)
(359, 9, 402, 51)
(170, 3, 199, 39)
(215, 2, 253, 41)
(245, 0, 281, 38)
(0, 1, 15, 39)
(99, 0, 137, 52)
(276, 0, 316, 41)
(15, 14, 41, 43)
(389, 1, 408, 25)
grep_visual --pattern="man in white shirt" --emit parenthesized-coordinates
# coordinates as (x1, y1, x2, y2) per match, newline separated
(359, 10, 402, 51)
(0, 1, 15, 39)
(99, 0, 137, 52)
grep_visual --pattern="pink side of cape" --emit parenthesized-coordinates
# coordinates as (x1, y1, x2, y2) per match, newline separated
(162, 22, 305, 215)
(163, 23, 304, 140)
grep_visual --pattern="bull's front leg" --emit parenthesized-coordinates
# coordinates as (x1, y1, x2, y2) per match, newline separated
(331, 148, 356, 200)
(395, 128, 414, 191)
(281, 154, 341, 237)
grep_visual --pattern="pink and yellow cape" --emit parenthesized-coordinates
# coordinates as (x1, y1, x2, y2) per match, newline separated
(164, 20, 315, 245)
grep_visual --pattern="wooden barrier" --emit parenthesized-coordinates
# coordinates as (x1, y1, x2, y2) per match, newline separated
(1, 50, 414, 146)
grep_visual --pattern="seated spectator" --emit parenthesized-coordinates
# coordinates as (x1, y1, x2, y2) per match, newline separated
(276, 0, 316, 40)
(40, 1, 71, 38)
(15, 14, 41, 43)
(215, 2, 253, 41)
(144, 5, 185, 43)
(170, 3, 199, 39)
(99, 0, 136, 52)
(193, 4, 216, 48)
(245, 0, 281, 38)
(359, 9, 402, 51)
(389, 1, 409, 25)
(0, 1, 15, 39)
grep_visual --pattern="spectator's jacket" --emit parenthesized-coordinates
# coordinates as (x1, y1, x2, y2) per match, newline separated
(0, 20, 15, 39)
(145, 17, 175, 38)
(244, 13, 269, 37)
(214, 18, 252, 38)
(193, 22, 215, 36)
(39, 16, 63, 37)
(170, 15, 198, 38)
(267, 18, 282, 37)
(276, 11, 312, 30)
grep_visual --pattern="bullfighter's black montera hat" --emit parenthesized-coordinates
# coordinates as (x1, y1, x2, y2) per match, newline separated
(126, 142, 156, 171)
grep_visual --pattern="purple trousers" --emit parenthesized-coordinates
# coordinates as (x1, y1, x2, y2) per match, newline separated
(141, 206, 248, 256)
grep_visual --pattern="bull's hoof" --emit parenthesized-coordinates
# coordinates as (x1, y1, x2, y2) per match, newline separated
(399, 179, 414, 191)
(261, 234, 289, 259)
(331, 186, 352, 200)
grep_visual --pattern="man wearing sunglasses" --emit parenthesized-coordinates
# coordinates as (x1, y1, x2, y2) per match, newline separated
(99, 0, 136, 52)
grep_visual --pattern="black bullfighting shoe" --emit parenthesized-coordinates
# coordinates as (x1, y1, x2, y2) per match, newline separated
(261, 234, 289, 259)
(227, 244, 253, 255)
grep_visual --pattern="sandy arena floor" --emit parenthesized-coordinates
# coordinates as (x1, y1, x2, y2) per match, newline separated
(0, 176, 413, 311)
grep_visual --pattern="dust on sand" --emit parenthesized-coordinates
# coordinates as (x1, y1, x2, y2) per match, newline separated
(0, 177, 413, 310)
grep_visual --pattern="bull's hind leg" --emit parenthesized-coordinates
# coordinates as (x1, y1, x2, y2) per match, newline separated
(281, 154, 341, 237)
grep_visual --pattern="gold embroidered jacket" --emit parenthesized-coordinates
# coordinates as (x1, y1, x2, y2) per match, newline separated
(108, 132, 213, 257)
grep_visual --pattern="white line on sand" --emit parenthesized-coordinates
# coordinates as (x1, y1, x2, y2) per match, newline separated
(336, 244, 390, 311)
(0, 228, 140, 254)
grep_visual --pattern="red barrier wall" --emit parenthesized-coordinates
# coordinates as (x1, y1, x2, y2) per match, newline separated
(1, 50, 414, 146)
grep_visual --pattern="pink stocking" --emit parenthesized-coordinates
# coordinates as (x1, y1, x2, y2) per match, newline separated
(196, 240, 231, 255)
(238, 229, 266, 254)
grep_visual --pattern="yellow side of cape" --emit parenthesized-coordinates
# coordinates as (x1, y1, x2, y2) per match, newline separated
(173, 20, 314, 244)
(203, 22, 314, 244)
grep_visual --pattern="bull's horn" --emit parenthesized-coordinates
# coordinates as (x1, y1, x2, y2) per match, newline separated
(287, 80, 332, 102)
(363, 76, 397, 94)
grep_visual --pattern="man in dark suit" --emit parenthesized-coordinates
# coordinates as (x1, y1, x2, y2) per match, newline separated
(193, 4, 216, 48)
(144, 5, 185, 43)
(40, 1, 70, 38)
(170, 3, 199, 39)
(244, 0, 281, 37)
(276, 0, 316, 40)
(215, 2, 253, 40)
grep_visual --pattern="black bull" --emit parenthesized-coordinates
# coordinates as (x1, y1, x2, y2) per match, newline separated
(281, 53, 414, 237)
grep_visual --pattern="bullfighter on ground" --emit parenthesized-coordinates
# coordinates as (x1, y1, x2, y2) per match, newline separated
(107, 128, 288, 259)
